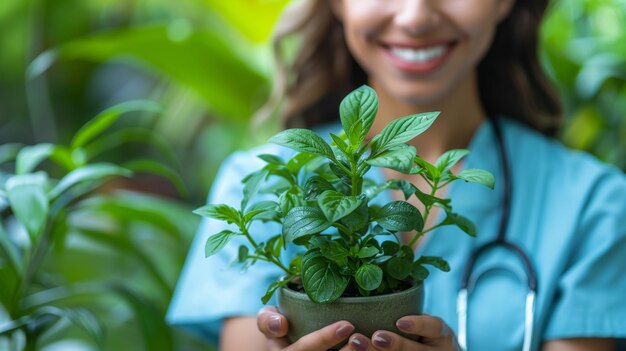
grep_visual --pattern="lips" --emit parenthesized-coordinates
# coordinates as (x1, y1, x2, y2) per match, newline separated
(383, 41, 456, 74)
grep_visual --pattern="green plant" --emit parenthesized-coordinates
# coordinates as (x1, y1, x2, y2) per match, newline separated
(195, 85, 494, 305)
(0, 101, 203, 351)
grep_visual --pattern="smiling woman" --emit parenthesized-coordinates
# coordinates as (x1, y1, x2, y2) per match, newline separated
(167, 0, 626, 350)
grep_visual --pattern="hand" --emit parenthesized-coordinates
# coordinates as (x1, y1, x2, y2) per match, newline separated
(257, 306, 379, 351)
(367, 315, 461, 351)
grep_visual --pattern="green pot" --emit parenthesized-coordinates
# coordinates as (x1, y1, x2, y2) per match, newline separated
(277, 283, 424, 347)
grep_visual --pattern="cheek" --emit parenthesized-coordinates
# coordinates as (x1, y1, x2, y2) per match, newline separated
(455, 12, 500, 63)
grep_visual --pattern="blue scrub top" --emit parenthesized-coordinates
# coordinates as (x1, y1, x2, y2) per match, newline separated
(167, 117, 626, 350)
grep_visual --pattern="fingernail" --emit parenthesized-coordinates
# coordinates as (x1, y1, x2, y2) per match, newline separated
(350, 335, 368, 351)
(396, 319, 412, 331)
(336, 324, 355, 338)
(268, 315, 282, 333)
(372, 332, 391, 348)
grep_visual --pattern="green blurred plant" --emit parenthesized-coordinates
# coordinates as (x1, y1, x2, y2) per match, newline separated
(0, 102, 207, 350)
(541, 0, 626, 169)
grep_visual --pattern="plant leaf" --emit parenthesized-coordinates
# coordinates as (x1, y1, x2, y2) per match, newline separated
(371, 112, 439, 153)
(442, 212, 477, 236)
(411, 263, 430, 281)
(317, 190, 361, 222)
(453, 168, 495, 189)
(286, 152, 321, 175)
(355, 264, 383, 291)
(261, 279, 290, 304)
(338, 198, 369, 233)
(0, 143, 23, 165)
(418, 256, 450, 272)
(374, 201, 423, 232)
(71, 100, 162, 149)
(282, 207, 331, 243)
(5, 173, 49, 241)
(366, 145, 416, 173)
(241, 169, 269, 210)
(81, 127, 179, 166)
(48, 163, 132, 200)
(381, 241, 400, 256)
(329, 133, 350, 156)
(357, 246, 379, 258)
(435, 149, 469, 173)
(339, 85, 378, 147)
(268, 129, 334, 159)
(0, 219, 23, 275)
(257, 154, 284, 165)
(365, 179, 417, 200)
(193, 204, 241, 224)
(386, 256, 411, 280)
(205, 230, 240, 257)
(301, 250, 349, 303)
(15, 144, 56, 174)
(319, 240, 350, 266)
(122, 159, 188, 198)
(244, 201, 279, 222)
(64, 308, 105, 347)
(414, 188, 451, 209)
(304, 175, 336, 200)
(413, 156, 441, 180)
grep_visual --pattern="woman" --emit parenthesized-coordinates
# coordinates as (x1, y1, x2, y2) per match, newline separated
(168, 0, 626, 350)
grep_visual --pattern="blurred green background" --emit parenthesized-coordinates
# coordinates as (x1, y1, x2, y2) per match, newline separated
(0, 0, 624, 350)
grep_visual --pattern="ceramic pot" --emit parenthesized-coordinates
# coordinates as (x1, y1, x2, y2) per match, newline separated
(277, 283, 424, 347)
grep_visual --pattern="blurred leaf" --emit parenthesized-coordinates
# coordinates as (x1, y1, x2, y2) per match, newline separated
(82, 127, 179, 166)
(54, 25, 269, 121)
(75, 192, 196, 240)
(111, 285, 174, 351)
(71, 100, 162, 149)
(75, 228, 171, 297)
(562, 105, 604, 150)
(48, 163, 132, 200)
(6, 173, 49, 241)
(0, 143, 23, 165)
(206, 0, 290, 43)
(123, 159, 188, 198)
(63, 308, 105, 347)
(205, 230, 239, 258)
(15, 144, 55, 175)
(0, 219, 24, 275)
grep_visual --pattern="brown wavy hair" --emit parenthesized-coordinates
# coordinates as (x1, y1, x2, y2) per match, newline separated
(261, 0, 562, 135)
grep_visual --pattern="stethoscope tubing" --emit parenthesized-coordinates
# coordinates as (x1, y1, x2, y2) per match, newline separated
(456, 117, 538, 351)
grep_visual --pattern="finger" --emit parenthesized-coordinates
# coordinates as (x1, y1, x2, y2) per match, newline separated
(396, 314, 450, 340)
(257, 307, 289, 338)
(295, 321, 355, 351)
(371, 331, 427, 351)
(343, 333, 378, 351)
(266, 336, 290, 351)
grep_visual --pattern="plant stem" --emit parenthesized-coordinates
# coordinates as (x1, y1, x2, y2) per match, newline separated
(240, 226, 293, 275)
(408, 179, 439, 248)
(350, 159, 361, 196)
(10, 219, 52, 317)
(408, 223, 444, 248)
(24, 328, 38, 351)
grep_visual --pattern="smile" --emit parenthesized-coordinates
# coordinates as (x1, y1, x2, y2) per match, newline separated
(389, 45, 447, 63)
(384, 42, 455, 74)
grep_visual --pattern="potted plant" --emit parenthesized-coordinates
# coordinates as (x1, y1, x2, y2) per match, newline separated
(195, 85, 494, 344)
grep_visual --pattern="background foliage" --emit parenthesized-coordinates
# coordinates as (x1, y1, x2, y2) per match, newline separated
(0, 0, 624, 350)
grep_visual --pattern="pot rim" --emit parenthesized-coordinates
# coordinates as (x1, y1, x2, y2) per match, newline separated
(279, 281, 423, 304)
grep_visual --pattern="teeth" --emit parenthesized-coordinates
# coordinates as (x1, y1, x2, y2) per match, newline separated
(390, 45, 446, 63)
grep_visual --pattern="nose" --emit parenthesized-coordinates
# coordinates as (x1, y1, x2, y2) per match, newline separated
(394, 0, 441, 35)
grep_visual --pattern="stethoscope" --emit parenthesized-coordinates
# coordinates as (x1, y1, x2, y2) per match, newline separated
(456, 117, 538, 351)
